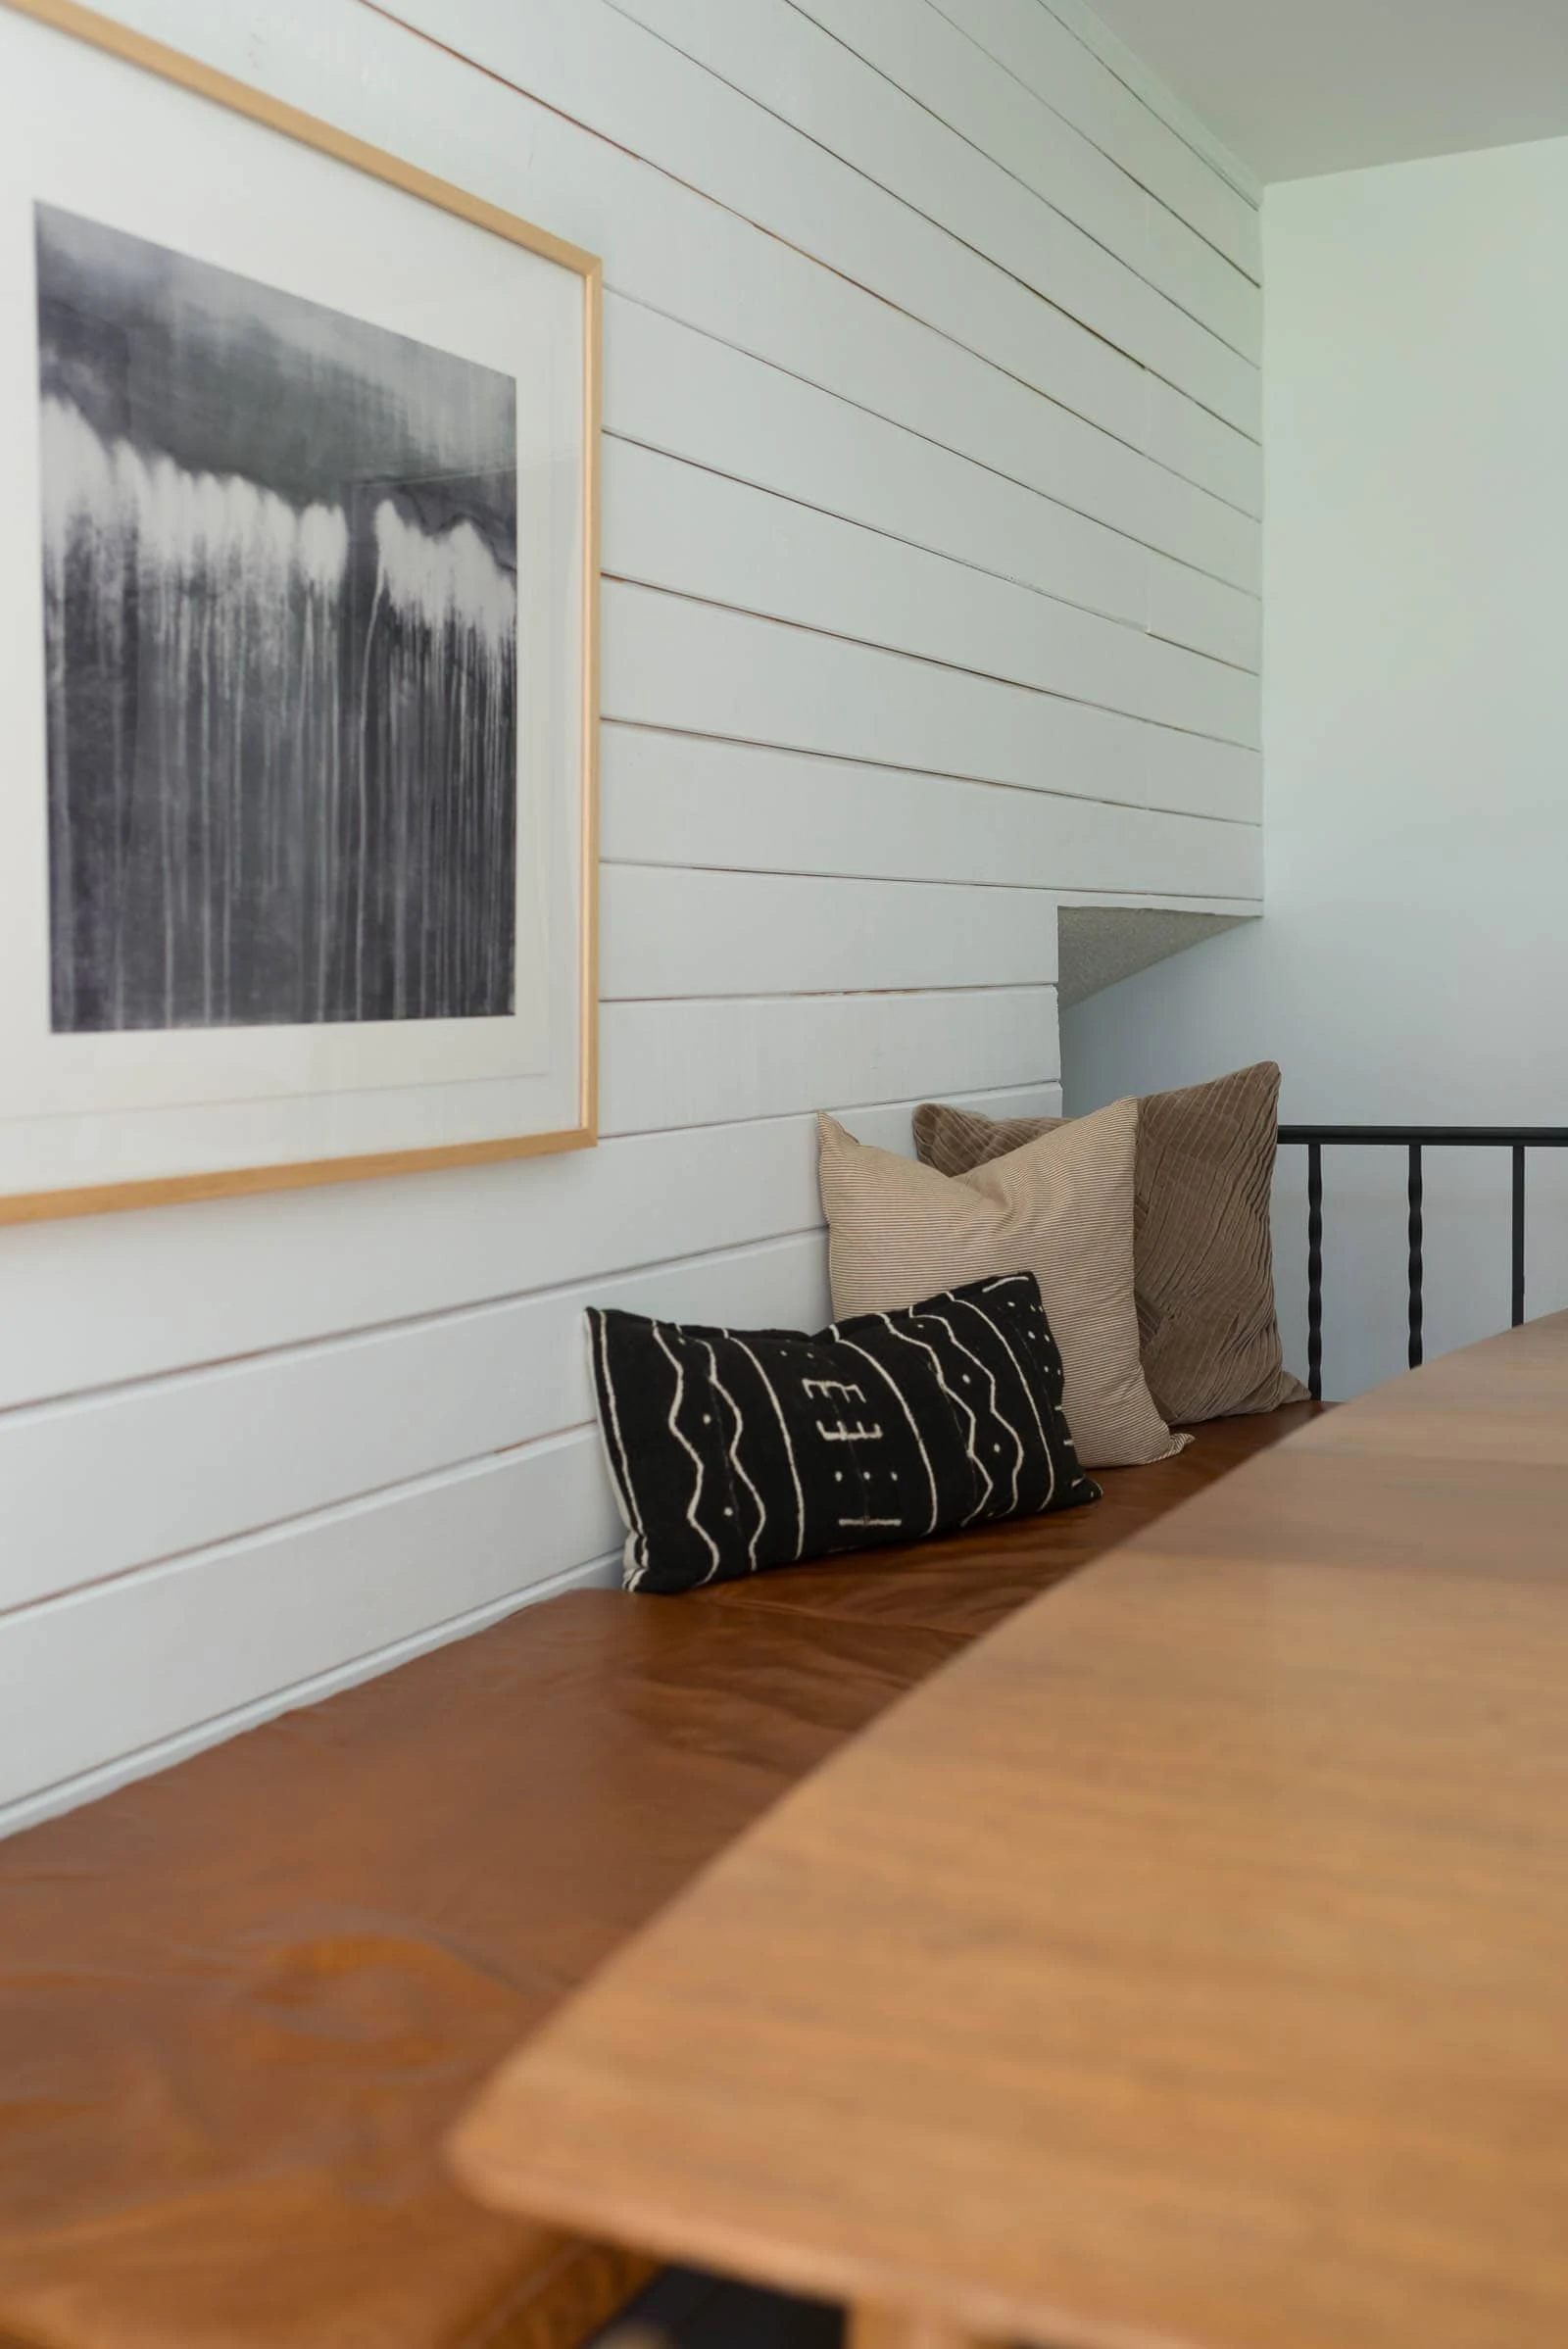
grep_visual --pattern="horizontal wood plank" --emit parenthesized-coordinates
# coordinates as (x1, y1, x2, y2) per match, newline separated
(603, 587, 1262, 807)
(1145, 373, 1262, 519)
(603, 727, 1262, 883)
(604, 867, 1058, 1000)
(601, 987, 1058, 1136)
(604, 443, 1260, 745)
(0, 1233, 834, 1613)
(0, 1432, 622, 1806)
(0, 1084, 1059, 1415)
(1145, 723, 1263, 826)
(1148, 550, 1260, 672)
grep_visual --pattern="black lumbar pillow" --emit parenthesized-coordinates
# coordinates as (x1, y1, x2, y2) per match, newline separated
(587, 1272, 1100, 1594)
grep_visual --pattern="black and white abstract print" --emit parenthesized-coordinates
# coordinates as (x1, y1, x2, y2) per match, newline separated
(588, 1273, 1101, 1595)
(35, 204, 518, 1033)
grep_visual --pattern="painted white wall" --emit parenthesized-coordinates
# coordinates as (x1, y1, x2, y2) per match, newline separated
(0, 0, 1259, 1829)
(1063, 133, 1568, 1402)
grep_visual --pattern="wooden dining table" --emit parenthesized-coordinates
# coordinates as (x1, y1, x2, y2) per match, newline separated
(450, 1313, 1568, 2349)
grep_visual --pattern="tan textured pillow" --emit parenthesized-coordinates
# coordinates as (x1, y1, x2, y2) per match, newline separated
(913, 1064, 1308, 1426)
(817, 1101, 1185, 1470)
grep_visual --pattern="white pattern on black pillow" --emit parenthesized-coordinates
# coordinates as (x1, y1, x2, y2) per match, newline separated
(587, 1273, 1100, 1594)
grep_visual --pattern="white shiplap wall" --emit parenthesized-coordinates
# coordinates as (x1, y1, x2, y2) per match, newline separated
(0, 0, 1260, 1831)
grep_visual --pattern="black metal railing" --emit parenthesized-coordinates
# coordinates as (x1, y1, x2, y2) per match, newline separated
(1277, 1126, 1568, 1402)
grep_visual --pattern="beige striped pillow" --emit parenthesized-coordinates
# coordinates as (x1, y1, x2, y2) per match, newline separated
(817, 1100, 1186, 1470)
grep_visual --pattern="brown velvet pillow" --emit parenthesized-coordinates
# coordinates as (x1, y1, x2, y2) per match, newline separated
(913, 1064, 1307, 1426)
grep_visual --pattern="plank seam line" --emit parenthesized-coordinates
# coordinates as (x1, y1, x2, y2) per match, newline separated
(1148, 619, 1255, 673)
(607, 858, 1263, 910)
(605, 1074, 1062, 1143)
(605, 431, 1260, 675)
(0, 1425, 607, 1630)
(602, 717, 1262, 825)
(605, 579, 1262, 753)
(604, 861, 1086, 897)
(606, 982, 1060, 1004)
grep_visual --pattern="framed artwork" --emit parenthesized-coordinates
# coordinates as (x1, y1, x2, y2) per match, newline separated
(0, 0, 600, 1223)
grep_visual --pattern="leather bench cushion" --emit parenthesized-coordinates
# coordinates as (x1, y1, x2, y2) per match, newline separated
(0, 1597, 959, 2349)
(0, 1404, 1315, 2349)
(707, 1407, 1322, 1639)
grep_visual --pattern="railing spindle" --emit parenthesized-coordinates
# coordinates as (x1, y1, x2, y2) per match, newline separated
(1277, 1128, 1568, 1401)
(1407, 1144, 1424, 1369)
(1306, 1142, 1323, 1405)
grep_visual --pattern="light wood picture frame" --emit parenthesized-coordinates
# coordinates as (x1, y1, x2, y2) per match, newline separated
(0, 0, 601, 1224)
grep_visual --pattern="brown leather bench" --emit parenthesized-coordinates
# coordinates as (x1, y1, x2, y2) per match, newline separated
(0, 1406, 1317, 2349)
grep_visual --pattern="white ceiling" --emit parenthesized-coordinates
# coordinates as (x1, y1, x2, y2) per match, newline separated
(1083, 0, 1568, 184)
